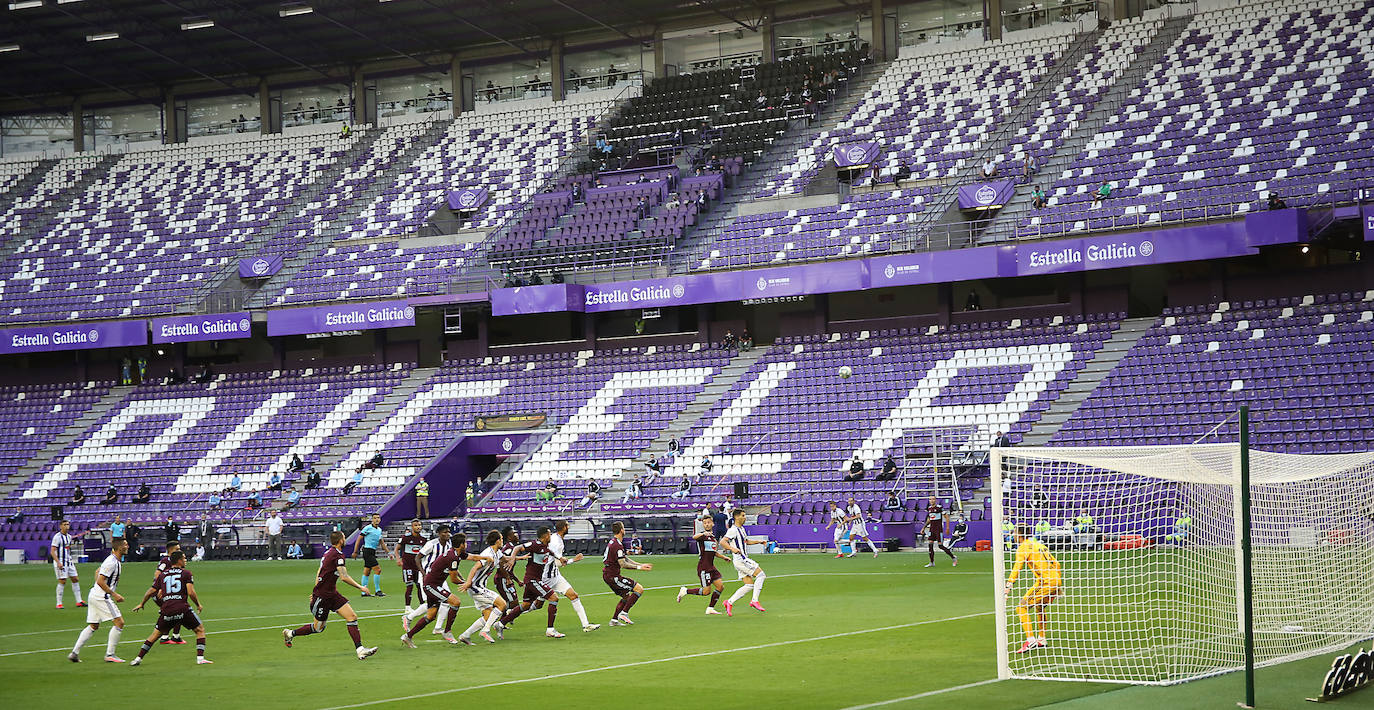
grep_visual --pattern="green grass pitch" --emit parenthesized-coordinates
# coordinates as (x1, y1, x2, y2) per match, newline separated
(0, 552, 1360, 709)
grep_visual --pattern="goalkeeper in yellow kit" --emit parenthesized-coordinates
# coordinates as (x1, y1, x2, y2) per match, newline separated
(1004, 523, 1062, 653)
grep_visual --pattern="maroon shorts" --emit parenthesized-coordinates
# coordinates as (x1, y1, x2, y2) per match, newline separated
(421, 583, 452, 609)
(696, 567, 722, 588)
(309, 592, 349, 622)
(522, 579, 553, 603)
(401, 567, 419, 586)
(495, 576, 520, 605)
(156, 606, 201, 634)
(603, 572, 637, 597)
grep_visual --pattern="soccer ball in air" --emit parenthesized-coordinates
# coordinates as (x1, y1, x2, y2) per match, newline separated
(838, 366, 853, 379)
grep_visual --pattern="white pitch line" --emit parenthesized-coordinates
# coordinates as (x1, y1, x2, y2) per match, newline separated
(835, 678, 1001, 709)
(313, 611, 995, 710)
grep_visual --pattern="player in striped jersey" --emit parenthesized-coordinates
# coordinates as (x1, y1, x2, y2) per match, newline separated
(719, 509, 767, 615)
(69, 538, 127, 663)
(403, 525, 453, 634)
(548, 520, 599, 633)
(454, 530, 509, 645)
(50, 520, 85, 609)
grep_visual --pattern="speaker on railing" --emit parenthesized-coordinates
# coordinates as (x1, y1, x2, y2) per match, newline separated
(50, 505, 64, 521)
(733, 481, 750, 500)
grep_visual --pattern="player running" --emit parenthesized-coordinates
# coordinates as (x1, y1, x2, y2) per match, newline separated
(719, 509, 767, 615)
(396, 519, 427, 614)
(603, 521, 652, 626)
(401, 532, 489, 646)
(132, 540, 185, 645)
(497, 526, 565, 638)
(453, 530, 509, 645)
(493, 527, 524, 618)
(825, 502, 849, 558)
(130, 551, 211, 665)
(51, 520, 85, 609)
(677, 512, 729, 614)
(548, 520, 600, 633)
(409, 524, 454, 634)
(923, 496, 958, 567)
(351, 513, 392, 597)
(846, 496, 880, 557)
(68, 537, 127, 663)
(1005, 522, 1062, 653)
(281, 531, 378, 660)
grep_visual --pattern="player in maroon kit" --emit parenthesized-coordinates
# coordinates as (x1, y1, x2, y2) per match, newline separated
(604, 521, 653, 626)
(401, 532, 491, 647)
(130, 551, 210, 665)
(132, 540, 185, 645)
(494, 527, 524, 611)
(281, 531, 378, 660)
(677, 513, 729, 614)
(496, 526, 566, 638)
(924, 495, 958, 568)
(396, 519, 427, 613)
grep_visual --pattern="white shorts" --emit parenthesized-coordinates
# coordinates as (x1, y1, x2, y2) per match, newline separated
(54, 562, 78, 579)
(732, 557, 761, 580)
(850, 522, 869, 538)
(86, 596, 121, 624)
(549, 575, 573, 596)
(832, 526, 848, 543)
(467, 588, 499, 611)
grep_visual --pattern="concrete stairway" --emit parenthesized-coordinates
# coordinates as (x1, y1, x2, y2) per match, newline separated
(981, 14, 1196, 242)
(0, 157, 57, 210)
(307, 366, 438, 479)
(0, 384, 137, 500)
(1020, 317, 1156, 445)
(597, 346, 770, 506)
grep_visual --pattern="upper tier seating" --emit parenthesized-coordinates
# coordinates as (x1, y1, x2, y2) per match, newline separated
(0, 380, 113, 487)
(0, 158, 41, 199)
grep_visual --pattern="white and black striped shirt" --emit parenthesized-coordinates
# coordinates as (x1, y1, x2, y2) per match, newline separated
(92, 554, 121, 600)
(470, 545, 499, 592)
(50, 532, 75, 566)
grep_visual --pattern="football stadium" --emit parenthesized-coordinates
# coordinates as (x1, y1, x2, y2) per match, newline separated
(0, 0, 1370, 708)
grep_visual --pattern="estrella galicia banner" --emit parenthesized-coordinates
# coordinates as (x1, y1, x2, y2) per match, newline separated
(0, 319, 147, 354)
(151, 312, 252, 344)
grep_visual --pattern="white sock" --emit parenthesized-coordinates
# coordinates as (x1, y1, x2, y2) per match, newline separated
(570, 598, 590, 627)
(462, 614, 485, 639)
(867, 539, 880, 554)
(106, 627, 122, 657)
(73, 584, 83, 603)
(752, 572, 765, 603)
(56, 583, 64, 605)
(728, 584, 753, 604)
(406, 605, 429, 622)
(481, 610, 499, 633)
(435, 604, 451, 629)
(73, 626, 95, 654)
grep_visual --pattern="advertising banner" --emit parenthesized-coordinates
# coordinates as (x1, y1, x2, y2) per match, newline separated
(956, 180, 1016, 210)
(832, 141, 880, 168)
(267, 300, 415, 337)
(0, 320, 147, 354)
(447, 188, 489, 212)
(151, 312, 252, 344)
(239, 254, 283, 278)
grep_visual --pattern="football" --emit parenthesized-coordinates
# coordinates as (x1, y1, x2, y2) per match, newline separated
(839, 366, 852, 379)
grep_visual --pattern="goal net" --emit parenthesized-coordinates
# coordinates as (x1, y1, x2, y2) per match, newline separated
(992, 443, 1374, 685)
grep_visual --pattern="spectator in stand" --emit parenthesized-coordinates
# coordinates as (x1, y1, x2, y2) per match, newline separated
(668, 438, 680, 457)
(414, 478, 430, 518)
(207, 492, 222, 511)
(1022, 152, 1037, 179)
(965, 290, 981, 311)
(362, 451, 384, 470)
(884, 491, 903, 511)
(721, 330, 737, 350)
(227, 474, 241, 492)
(286, 540, 304, 559)
(342, 469, 364, 495)
(485, 80, 497, 102)
(754, 91, 768, 110)
(981, 157, 997, 179)
(288, 453, 306, 473)
(843, 455, 866, 482)
(134, 482, 151, 504)
(636, 196, 649, 219)
(193, 364, 213, 384)
(1032, 185, 1048, 209)
(6, 510, 22, 524)
(740, 329, 754, 351)
(1267, 193, 1287, 210)
(246, 489, 263, 509)
(268, 472, 283, 491)
(993, 430, 1012, 449)
(643, 454, 661, 480)
(1032, 485, 1049, 511)
(69, 485, 85, 506)
(876, 455, 899, 481)
(303, 468, 321, 490)
(1091, 181, 1113, 208)
(265, 510, 285, 560)
(110, 515, 126, 540)
(577, 480, 601, 508)
(284, 487, 301, 510)
(103, 485, 119, 505)
(699, 455, 713, 477)
(621, 476, 643, 503)
(163, 517, 178, 545)
(536, 480, 559, 502)
(892, 161, 912, 188)
(670, 475, 693, 500)
(628, 535, 644, 555)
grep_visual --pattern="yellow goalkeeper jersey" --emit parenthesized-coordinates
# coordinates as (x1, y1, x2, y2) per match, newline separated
(1009, 538, 1061, 586)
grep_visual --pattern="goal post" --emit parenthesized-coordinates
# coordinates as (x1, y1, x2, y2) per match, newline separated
(991, 442, 1374, 686)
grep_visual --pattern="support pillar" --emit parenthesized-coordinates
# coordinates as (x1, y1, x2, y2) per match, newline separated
(351, 67, 366, 125)
(986, 0, 1003, 41)
(72, 99, 84, 153)
(449, 55, 465, 115)
(869, 0, 886, 61)
(162, 91, 183, 144)
(761, 11, 775, 63)
(550, 39, 565, 101)
(653, 31, 666, 79)
(258, 78, 271, 135)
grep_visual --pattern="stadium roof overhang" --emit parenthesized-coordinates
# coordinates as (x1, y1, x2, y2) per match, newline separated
(0, 0, 877, 114)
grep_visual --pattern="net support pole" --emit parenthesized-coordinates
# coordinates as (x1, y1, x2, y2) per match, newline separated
(1239, 405, 1256, 709)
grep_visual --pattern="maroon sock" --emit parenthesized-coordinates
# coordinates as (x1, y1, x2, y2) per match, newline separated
(346, 621, 362, 648)
(686, 588, 704, 596)
(928, 543, 936, 563)
(443, 608, 457, 633)
(407, 615, 431, 638)
(623, 592, 640, 612)
(292, 624, 316, 637)
(501, 604, 524, 626)
(404, 585, 413, 607)
(546, 601, 558, 627)
(709, 589, 721, 606)
(613, 597, 626, 618)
